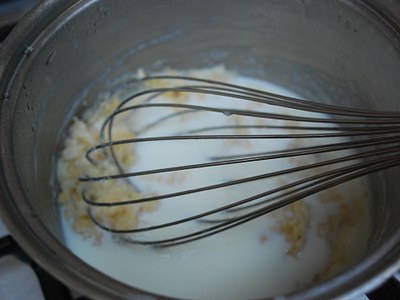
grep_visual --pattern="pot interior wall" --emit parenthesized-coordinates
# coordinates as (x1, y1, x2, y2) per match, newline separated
(6, 0, 400, 296)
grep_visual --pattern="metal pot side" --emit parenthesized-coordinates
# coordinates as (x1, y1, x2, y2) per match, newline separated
(1, 0, 400, 299)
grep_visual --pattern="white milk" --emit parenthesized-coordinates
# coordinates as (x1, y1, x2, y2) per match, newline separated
(61, 70, 371, 299)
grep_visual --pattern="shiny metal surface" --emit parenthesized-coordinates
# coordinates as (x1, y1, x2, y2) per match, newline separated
(0, 0, 39, 29)
(0, 0, 400, 299)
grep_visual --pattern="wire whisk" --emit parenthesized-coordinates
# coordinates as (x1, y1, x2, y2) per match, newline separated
(78, 75, 400, 247)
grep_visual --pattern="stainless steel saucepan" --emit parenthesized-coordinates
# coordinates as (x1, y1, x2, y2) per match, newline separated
(1, 1, 400, 299)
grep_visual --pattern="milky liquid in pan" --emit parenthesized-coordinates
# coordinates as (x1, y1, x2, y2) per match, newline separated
(61, 69, 371, 299)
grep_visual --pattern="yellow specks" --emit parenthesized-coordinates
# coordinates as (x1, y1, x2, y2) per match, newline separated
(275, 200, 309, 258)
(145, 171, 189, 186)
(57, 96, 156, 243)
(163, 90, 190, 103)
(259, 234, 268, 244)
(315, 196, 366, 281)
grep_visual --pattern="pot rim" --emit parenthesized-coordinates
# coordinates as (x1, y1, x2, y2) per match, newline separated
(1, 0, 400, 299)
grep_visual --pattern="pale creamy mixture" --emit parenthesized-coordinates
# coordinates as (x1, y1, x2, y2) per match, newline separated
(58, 66, 371, 299)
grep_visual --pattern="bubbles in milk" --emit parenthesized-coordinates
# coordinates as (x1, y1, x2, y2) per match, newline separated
(61, 69, 371, 299)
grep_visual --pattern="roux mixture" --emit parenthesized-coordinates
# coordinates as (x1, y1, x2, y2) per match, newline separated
(57, 66, 371, 299)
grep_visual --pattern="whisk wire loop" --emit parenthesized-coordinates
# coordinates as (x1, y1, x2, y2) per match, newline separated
(79, 75, 400, 246)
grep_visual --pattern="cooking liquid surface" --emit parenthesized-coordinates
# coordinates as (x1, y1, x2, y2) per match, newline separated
(60, 68, 371, 299)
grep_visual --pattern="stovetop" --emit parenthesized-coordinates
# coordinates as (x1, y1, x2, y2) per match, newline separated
(0, 220, 45, 300)
(0, 219, 90, 300)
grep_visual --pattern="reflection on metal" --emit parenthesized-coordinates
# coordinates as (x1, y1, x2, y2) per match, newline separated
(0, 0, 39, 41)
